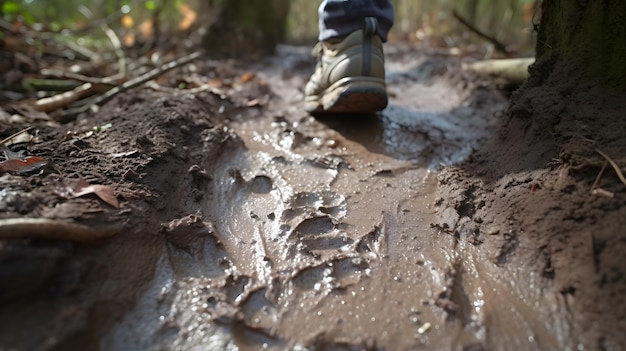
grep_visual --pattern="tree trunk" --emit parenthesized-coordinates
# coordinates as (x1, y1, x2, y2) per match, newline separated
(536, 0, 626, 88)
(501, 0, 626, 175)
(202, 0, 290, 56)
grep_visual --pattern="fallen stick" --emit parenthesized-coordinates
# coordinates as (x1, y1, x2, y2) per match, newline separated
(62, 51, 203, 119)
(101, 25, 127, 75)
(22, 78, 83, 92)
(40, 69, 125, 85)
(462, 58, 534, 86)
(34, 82, 99, 112)
(145, 81, 227, 98)
(101, 50, 203, 105)
(0, 218, 120, 242)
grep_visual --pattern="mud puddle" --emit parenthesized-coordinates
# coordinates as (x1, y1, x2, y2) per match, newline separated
(96, 46, 569, 350)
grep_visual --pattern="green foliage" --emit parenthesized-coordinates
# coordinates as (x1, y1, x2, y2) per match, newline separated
(145, 1, 157, 11)
(2, 1, 21, 14)
(2, 1, 35, 24)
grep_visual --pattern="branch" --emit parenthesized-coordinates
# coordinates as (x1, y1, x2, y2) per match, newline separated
(79, 5, 126, 73)
(452, 9, 509, 54)
(0, 218, 120, 242)
(62, 51, 203, 119)
(40, 69, 125, 85)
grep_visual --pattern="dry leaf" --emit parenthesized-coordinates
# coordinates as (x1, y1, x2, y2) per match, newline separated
(123, 33, 136, 46)
(0, 155, 48, 174)
(57, 178, 120, 208)
(209, 79, 223, 88)
(240, 72, 256, 83)
(121, 14, 134, 28)
(178, 3, 197, 30)
(74, 184, 120, 208)
(139, 19, 154, 37)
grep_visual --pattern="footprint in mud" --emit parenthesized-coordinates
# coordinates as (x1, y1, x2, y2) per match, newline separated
(292, 257, 368, 293)
(228, 169, 273, 194)
(249, 175, 273, 194)
(283, 191, 347, 221)
(281, 191, 351, 253)
(293, 216, 355, 251)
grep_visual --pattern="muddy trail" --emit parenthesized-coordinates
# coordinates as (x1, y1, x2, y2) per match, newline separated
(1, 44, 625, 351)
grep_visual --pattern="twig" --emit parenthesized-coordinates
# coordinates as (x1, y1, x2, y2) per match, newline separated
(145, 81, 228, 98)
(102, 26, 127, 74)
(452, 9, 509, 54)
(0, 127, 33, 145)
(62, 51, 203, 119)
(79, 5, 126, 73)
(34, 82, 99, 112)
(594, 148, 626, 187)
(590, 160, 608, 192)
(0, 218, 120, 242)
(22, 78, 82, 91)
(57, 37, 97, 61)
(40, 69, 124, 85)
(93, 50, 202, 105)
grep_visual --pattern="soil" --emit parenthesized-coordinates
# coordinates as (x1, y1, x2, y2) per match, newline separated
(0, 43, 624, 351)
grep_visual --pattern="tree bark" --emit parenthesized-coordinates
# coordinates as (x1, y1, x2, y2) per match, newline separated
(536, 0, 626, 88)
(202, 0, 290, 56)
(502, 0, 626, 175)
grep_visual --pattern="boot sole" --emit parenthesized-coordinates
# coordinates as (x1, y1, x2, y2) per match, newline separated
(306, 77, 388, 114)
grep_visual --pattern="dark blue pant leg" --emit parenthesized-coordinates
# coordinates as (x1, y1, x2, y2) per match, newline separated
(318, 0, 395, 42)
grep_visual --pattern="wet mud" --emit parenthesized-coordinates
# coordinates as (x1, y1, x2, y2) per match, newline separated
(1, 44, 624, 351)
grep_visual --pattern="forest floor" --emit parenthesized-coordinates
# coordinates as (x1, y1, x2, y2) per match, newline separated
(1, 42, 625, 351)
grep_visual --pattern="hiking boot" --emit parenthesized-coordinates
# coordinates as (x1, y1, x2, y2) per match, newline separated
(305, 17, 388, 114)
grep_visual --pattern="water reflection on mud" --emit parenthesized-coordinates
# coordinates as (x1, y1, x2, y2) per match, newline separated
(100, 47, 568, 350)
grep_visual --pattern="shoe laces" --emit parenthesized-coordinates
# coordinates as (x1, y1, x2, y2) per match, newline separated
(311, 42, 323, 57)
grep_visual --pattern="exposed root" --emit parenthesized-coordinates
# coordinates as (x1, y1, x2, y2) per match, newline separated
(0, 218, 120, 242)
(590, 160, 608, 192)
(594, 148, 626, 188)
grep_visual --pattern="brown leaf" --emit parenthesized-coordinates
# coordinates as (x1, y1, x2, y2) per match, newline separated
(121, 14, 134, 28)
(73, 183, 120, 208)
(139, 19, 154, 37)
(58, 178, 120, 208)
(0, 156, 48, 174)
(65, 178, 91, 194)
(90, 185, 120, 208)
(178, 3, 197, 30)
(123, 33, 136, 46)
(240, 72, 256, 83)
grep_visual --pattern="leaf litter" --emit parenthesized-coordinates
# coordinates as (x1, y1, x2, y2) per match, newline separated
(52, 177, 120, 208)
